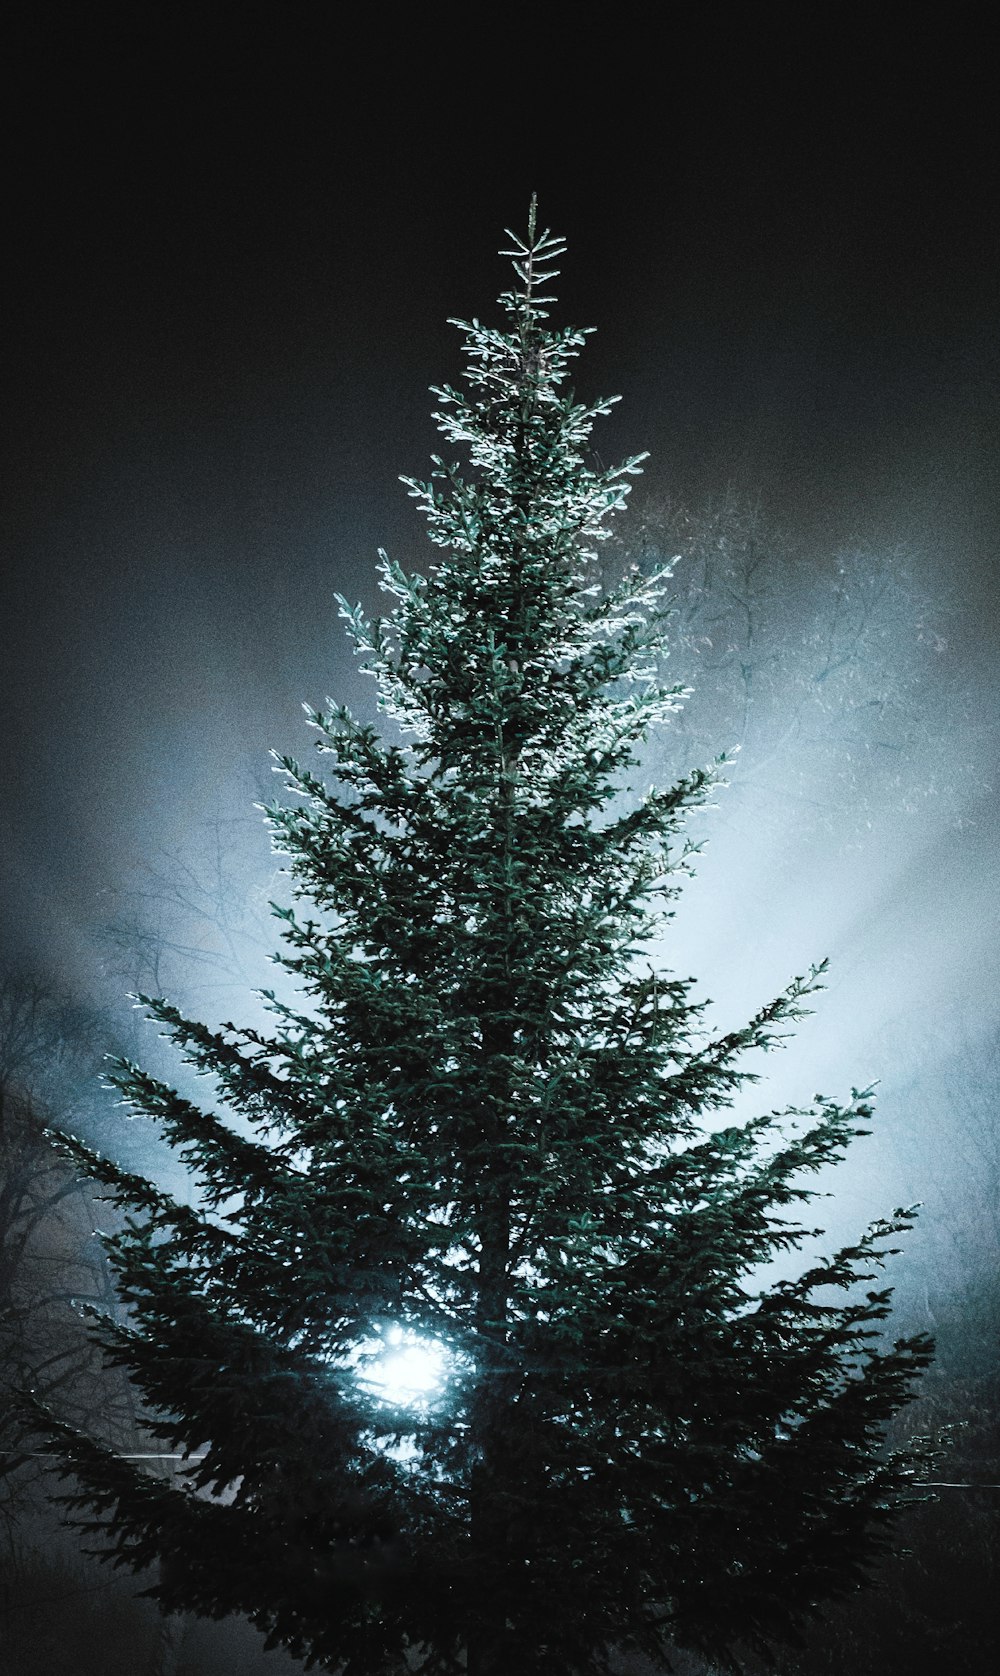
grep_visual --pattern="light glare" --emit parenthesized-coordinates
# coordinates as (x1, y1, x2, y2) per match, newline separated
(363, 1327, 448, 1408)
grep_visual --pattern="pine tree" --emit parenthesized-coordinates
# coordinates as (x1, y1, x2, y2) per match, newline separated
(25, 206, 934, 1676)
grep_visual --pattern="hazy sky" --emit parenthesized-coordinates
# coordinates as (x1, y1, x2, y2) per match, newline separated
(1, 15, 996, 1011)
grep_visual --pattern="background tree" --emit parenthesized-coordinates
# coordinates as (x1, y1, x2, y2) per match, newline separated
(22, 210, 934, 1676)
(0, 972, 161, 1674)
(0, 975, 136, 1537)
(96, 767, 283, 1018)
(615, 492, 985, 847)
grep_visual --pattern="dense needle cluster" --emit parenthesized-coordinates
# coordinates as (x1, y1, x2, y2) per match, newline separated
(26, 207, 933, 1675)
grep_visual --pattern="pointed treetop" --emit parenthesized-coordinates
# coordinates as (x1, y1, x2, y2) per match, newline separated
(498, 196, 568, 320)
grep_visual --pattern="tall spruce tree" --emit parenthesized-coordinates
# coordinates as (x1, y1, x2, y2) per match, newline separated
(27, 207, 933, 1675)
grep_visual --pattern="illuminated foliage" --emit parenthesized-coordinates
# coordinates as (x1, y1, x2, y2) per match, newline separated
(24, 207, 933, 1676)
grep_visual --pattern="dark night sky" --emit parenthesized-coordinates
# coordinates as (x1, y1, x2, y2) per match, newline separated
(1, 12, 997, 1003)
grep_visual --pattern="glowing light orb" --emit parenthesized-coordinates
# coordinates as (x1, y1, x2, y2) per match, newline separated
(362, 1326, 449, 1408)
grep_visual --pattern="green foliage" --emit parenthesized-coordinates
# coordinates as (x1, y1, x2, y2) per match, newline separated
(21, 206, 933, 1676)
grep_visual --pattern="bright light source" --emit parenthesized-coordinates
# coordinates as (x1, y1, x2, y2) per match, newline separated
(361, 1326, 449, 1409)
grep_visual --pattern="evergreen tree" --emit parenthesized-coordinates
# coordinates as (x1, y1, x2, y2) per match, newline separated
(25, 206, 934, 1676)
